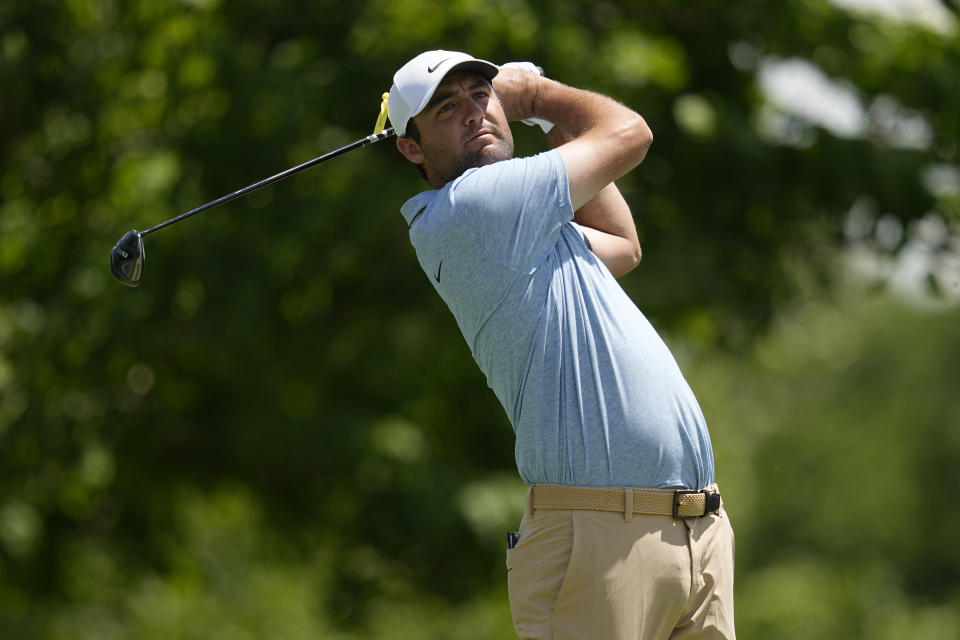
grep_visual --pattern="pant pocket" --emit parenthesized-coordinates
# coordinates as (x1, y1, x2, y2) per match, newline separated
(506, 511, 575, 639)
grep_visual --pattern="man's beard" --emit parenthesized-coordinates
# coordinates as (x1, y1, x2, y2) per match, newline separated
(448, 144, 514, 180)
(423, 133, 515, 185)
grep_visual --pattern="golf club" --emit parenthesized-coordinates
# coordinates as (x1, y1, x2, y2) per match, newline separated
(109, 127, 396, 287)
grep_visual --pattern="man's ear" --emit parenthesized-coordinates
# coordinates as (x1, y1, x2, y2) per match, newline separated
(396, 136, 425, 164)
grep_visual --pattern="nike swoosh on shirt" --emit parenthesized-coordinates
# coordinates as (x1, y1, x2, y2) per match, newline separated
(434, 260, 443, 283)
(427, 59, 450, 73)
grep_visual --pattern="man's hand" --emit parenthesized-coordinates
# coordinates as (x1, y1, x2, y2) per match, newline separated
(492, 65, 541, 124)
(499, 62, 554, 132)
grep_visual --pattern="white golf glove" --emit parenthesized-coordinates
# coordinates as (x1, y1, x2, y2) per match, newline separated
(499, 61, 555, 133)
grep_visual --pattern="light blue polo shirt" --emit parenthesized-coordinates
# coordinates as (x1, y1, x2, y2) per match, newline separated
(400, 150, 714, 489)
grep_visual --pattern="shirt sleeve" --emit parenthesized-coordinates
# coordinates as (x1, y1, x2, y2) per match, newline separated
(445, 150, 574, 273)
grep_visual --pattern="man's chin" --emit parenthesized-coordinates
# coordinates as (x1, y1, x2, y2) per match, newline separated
(434, 141, 516, 184)
(473, 141, 515, 167)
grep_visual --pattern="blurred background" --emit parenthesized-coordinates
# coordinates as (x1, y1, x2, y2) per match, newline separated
(2, 0, 959, 637)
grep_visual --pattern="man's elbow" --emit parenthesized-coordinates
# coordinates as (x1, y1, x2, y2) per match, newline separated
(621, 115, 653, 165)
(610, 241, 643, 278)
(624, 242, 643, 275)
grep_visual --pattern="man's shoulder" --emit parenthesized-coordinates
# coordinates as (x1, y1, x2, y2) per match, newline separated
(450, 150, 565, 202)
(400, 150, 566, 226)
(400, 189, 436, 227)
(462, 149, 562, 183)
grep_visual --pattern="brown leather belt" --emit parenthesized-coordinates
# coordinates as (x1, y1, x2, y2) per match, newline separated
(529, 484, 722, 520)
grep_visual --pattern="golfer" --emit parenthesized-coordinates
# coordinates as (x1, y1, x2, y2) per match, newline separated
(387, 50, 735, 639)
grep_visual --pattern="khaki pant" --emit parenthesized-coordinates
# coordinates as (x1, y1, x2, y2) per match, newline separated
(506, 486, 735, 639)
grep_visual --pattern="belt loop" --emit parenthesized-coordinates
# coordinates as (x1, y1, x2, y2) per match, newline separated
(527, 485, 536, 517)
(623, 488, 633, 522)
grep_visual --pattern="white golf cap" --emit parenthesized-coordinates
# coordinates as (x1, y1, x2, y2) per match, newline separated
(388, 50, 499, 136)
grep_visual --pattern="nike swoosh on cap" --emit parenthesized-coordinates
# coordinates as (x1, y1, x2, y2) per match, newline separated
(427, 58, 450, 73)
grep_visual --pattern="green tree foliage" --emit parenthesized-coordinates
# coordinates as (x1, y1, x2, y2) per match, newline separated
(1, 0, 958, 637)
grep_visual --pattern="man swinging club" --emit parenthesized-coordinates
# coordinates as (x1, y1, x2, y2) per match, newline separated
(386, 50, 735, 639)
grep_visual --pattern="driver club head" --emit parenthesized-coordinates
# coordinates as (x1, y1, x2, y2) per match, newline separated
(109, 230, 145, 287)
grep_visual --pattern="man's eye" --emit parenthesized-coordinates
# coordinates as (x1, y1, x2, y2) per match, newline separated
(438, 103, 454, 113)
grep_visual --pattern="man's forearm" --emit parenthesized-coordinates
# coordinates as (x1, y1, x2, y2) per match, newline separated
(499, 72, 644, 142)
(546, 112, 642, 276)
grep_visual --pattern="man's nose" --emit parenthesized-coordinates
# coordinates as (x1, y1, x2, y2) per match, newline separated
(462, 98, 485, 125)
